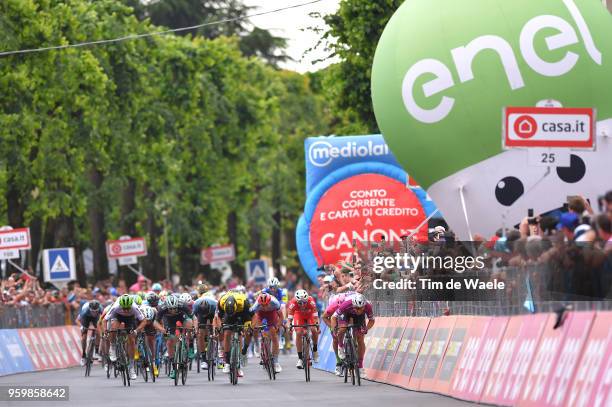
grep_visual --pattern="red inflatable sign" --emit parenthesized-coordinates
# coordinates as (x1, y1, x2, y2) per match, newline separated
(309, 173, 426, 265)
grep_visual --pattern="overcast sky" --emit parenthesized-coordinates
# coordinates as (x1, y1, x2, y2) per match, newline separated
(242, 0, 340, 73)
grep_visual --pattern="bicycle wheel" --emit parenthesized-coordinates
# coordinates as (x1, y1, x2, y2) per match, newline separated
(346, 337, 356, 386)
(230, 340, 239, 385)
(302, 336, 309, 382)
(106, 356, 111, 379)
(181, 341, 188, 385)
(142, 345, 149, 383)
(207, 337, 216, 381)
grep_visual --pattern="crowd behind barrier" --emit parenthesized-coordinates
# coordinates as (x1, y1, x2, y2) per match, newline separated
(0, 303, 68, 329)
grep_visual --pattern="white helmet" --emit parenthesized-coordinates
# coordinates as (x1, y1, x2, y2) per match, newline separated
(295, 289, 308, 303)
(180, 293, 192, 304)
(268, 277, 280, 288)
(351, 294, 366, 308)
(143, 306, 156, 321)
(165, 294, 179, 309)
(234, 285, 246, 294)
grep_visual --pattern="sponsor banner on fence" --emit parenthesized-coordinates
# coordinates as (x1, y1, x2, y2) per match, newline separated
(586, 312, 612, 407)
(363, 324, 385, 370)
(567, 312, 612, 407)
(0, 329, 34, 376)
(453, 316, 509, 402)
(481, 313, 548, 406)
(387, 317, 430, 388)
(434, 316, 472, 395)
(518, 311, 594, 407)
(379, 318, 407, 382)
(366, 317, 394, 380)
(450, 316, 493, 399)
(408, 317, 439, 390)
(419, 316, 457, 392)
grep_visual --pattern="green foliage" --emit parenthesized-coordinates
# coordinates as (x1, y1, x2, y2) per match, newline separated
(0, 0, 331, 282)
(323, 0, 403, 133)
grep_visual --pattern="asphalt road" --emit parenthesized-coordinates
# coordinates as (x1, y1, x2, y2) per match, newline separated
(0, 354, 474, 407)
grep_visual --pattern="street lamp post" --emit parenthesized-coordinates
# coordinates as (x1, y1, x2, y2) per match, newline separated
(162, 209, 170, 283)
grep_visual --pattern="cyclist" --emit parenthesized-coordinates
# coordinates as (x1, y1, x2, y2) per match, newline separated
(143, 292, 160, 309)
(218, 290, 253, 377)
(135, 306, 165, 377)
(193, 295, 218, 370)
(288, 289, 320, 369)
(156, 294, 194, 380)
(98, 300, 115, 374)
(250, 293, 282, 373)
(322, 291, 356, 375)
(261, 278, 290, 351)
(105, 294, 144, 380)
(77, 300, 102, 366)
(151, 283, 163, 295)
(331, 293, 375, 376)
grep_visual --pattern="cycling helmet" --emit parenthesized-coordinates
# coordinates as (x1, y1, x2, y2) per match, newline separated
(143, 306, 156, 321)
(258, 293, 272, 306)
(165, 294, 179, 309)
(180, 293, 193, 304)
(151, 283, 162, 292)
(88, 300, 101, 311)
(295, 289, 308, 303)
(235, 285, 246, 294)
(268, 277, 280, 288)
(196, 283, 209, 295)
(145, 292, 159, 307)
(132, 294, 143, 306)
(119, 294, 133, 309)
(137, 291, 145, 299)
(351, 293, 366, 308)
(224, 296, 237, 316)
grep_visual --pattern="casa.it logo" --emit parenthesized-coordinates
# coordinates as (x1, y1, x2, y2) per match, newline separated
(308, 140, 390, 168)
(514, 115, 538, 139)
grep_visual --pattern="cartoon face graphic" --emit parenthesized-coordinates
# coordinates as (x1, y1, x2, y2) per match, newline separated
(427, 120, 611, 239)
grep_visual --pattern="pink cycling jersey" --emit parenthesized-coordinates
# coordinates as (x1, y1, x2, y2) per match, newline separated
(333, 298, 373, 319)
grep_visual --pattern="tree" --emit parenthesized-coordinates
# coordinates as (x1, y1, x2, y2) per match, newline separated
(323, 0, 403, 132)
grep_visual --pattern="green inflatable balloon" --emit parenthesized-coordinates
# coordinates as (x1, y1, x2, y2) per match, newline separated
(372, 0, 612, 239)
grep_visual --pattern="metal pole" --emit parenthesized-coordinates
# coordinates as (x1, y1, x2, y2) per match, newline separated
(163, 211, 170, 282)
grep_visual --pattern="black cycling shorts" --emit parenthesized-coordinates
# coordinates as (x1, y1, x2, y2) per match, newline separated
(113, 314, 137, 330)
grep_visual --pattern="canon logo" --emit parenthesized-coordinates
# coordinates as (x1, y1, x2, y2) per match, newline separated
(402, 0, 602, 124)
(308, 140, 390, 167)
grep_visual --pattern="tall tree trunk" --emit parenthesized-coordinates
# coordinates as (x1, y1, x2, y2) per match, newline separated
(120, 177, 137, 237)
(249, 196, 261, 258)
(178, 246, 199, 285)
(5, 180, 23, 228)
(87, 167, 109, 281)
(29, 217, 43, 275)
(142, 185, 163, 281)
(272, 210, 282, 274)
(227, 211, 243, 277)
(284, 220, 296, 257)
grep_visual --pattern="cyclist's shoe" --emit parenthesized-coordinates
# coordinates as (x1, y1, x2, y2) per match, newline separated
(334, 365, 343, 376)
(80, 357, 86, 367)
(104, 363, 110, 374)
(129, 366, 137, 380)
(238, 369, 244, 377)
(169, 369, 176, 379)
(200, 361, 208, 370)
(296, 359, 304, 369)
(222, 365, 230, 374)
(109, 347, 117, 362)
(153, 365, 159, 377)
(241, 354, 248, 367)
(274, 362, 282, 373)
(338, 346, 346, 360)
(93, 351, 100, 360)
(313, 351, 319, 363)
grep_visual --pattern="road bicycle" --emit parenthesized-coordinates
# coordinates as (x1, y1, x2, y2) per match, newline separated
(83, 328, 97, 377)
(110, 329, 132, 387)
(292, 323, 319, 383)
(341, 324, 361, 386)
(171, 324, 192, 386)
(254, 321, 276, 381)
(199, 323, 218, 381)
(223, 324, 244, 385)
